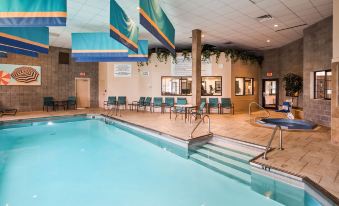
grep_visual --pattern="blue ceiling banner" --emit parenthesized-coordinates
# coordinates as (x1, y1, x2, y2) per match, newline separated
(72, 32, 129, 59)
(0, 51, 7, 58)
(139, 0, 175, 55)
(74, 40, 149, 62)
(110, 0, 139, 53)
(0, 0, 67, 27)
(0, 27, 49, 54)
(0, 44, 38, 57)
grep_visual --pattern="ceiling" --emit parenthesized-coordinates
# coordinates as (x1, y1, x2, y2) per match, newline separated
(49, 0, 333, 51)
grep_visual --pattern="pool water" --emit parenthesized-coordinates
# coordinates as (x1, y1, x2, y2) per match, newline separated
(0, 118, 318, 206)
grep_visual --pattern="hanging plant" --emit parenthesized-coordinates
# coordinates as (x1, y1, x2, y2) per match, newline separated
(171, 52, 177, 64)
(202, 50, 213, 62)
(182, 50, 191, 61)
(224, 48, 263, 66)
(213, 50, 221, 63)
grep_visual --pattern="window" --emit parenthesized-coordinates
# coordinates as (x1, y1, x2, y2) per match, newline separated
(314, 70, 331, 100)
(161, 76, 222, 96)
(235, 77, 254, 96)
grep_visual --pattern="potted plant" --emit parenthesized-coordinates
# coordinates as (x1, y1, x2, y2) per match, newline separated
(283, 73, 303, 108)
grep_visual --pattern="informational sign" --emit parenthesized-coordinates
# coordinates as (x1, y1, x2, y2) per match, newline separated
(0, 64, 41, 86)
(142, 71, 150, 77)
(171, 56, 212, 76)
(114, 64, 132, 77)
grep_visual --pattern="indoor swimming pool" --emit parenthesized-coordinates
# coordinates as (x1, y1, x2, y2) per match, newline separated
(0, 116, 324, 206)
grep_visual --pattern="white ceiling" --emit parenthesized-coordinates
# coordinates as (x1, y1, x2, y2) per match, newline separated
(49, 0, 333, 50)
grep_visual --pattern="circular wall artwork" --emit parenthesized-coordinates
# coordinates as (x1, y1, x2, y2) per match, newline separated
(11, 66, 39, 83)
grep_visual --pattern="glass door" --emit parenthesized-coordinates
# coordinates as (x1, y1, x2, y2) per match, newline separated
(262, 79, 279, 109)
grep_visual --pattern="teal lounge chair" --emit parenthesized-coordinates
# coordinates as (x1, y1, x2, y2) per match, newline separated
(220, 98, 234, 115)
(201, 98, 207, 113)
(130, 97, 145, 111)
(172, 97, 187, 120)
(137, 97, 152, 112)
(190, 101, 206, 123)
(104, 96, 117, 109)
(67, 96, 77, 110)
(164, 97, 175, 113)
(117, 96, 127, 110)
(43, 97, 54, 112)
(208, 98, 220, 114)
(152, 97, 163, 113)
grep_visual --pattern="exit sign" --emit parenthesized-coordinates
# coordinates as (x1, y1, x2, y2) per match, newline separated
(266, 72, 273, 77)
(80, 72, 86, 77)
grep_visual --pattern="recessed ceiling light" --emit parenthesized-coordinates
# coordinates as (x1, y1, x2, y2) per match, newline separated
(266, 39, 271, 43)
(274, 24, 279, 27)
(201, 34, 205, 38)
(137, 7, 140, 10)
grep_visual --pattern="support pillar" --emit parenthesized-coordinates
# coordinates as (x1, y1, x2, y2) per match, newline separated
(192, 29, 202, 106)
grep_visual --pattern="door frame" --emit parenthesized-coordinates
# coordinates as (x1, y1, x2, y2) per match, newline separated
(262, 79, 279, 109)
(75, 77, 91, 108)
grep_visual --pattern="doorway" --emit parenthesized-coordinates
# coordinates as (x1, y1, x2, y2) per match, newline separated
(75, 78, 90, 109)
(262, 79, 279, 109)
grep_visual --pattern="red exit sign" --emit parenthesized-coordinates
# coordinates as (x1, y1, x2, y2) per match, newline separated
(80, 72, 86, 77)
(266, 72, 273, 77)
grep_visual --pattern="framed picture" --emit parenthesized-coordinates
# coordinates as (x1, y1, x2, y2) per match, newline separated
(215, 81, 222, 93)
(0, 64, 41, 86)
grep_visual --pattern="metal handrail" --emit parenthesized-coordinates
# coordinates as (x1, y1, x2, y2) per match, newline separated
(249, 102, 270, 121)
(189, 115, 213, 138)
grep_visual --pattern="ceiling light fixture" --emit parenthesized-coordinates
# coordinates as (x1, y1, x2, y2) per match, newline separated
(266, 39, 271, 43)
(137, 7, 140, 11)
(274, 24, 278, 27)
(201, 34, 205, 38)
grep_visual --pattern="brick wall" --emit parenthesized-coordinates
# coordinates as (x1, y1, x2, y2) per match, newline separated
(303, 17, 333, 127)
(0, 47, 99, 111)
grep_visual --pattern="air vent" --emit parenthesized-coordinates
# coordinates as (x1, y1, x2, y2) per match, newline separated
(224, 41, 233, 45)
(257, 14, 273, 22)
(275, 24, 307, 32)
(59, 52, 70, 65)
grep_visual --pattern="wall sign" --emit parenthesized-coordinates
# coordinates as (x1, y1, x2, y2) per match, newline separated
(80, 72, 86, 77)
(0, 64, 41, 86)
(171, 56, 212, 76)
(142, 71, 150, 77)
(114, 64, 132, 77)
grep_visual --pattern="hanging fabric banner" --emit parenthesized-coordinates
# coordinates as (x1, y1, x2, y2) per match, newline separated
(0, 27, 49, 54)
(0, 51, 7, 58)
(0, 0, 67, 27)
(74, 40, 149, 63)
(110, 0, 139, 53)
(72, 32, 129, 59)
(139, 0, 175, 55)
(0, 44, 38, 57)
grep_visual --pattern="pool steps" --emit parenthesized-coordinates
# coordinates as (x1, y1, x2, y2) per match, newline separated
(189, 143, 254, 185)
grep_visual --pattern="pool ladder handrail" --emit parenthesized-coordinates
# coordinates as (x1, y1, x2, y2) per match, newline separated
(105, 103, 122, 118)
(263, 125, 284, 160)
(249, 102, 270, 122)
(189, 115, 213, 138)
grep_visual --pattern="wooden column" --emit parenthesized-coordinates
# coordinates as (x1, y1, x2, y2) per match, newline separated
(192, 29, 202, 106)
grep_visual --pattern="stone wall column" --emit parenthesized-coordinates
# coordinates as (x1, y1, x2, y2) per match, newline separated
(191, 29, 202, 106)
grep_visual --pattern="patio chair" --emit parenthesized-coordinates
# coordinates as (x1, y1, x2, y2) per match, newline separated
(0, 108, 17, 117)
(208, 98, 220, 114)
(164, 97, 175, 114)
(104, 96, 117, 109)
(117, 96, 127, 110)
(172, 97, 187, 120)
(137, 97, 152, 112)
(130, 97, 145, 111)
(152, 97, 163, 113)
(201, 98, 207, 113)
(220, 98, 234, 115)
(43, 97, 54, 112)
(67, 96, 77, 110)
(189, 102, 206, 123)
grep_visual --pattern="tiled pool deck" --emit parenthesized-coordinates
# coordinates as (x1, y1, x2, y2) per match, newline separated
(1, 108, 339, 199)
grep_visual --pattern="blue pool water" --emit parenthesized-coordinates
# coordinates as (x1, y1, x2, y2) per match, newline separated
(0, 118, 319, 206)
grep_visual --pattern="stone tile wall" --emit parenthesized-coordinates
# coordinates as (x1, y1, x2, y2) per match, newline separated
(0, 47, 99, 111)
(303, 17, 333, 127)
(261, 39, 303, 107)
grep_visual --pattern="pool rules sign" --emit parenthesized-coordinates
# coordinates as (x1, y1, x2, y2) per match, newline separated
(114, 64, 132, 77)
